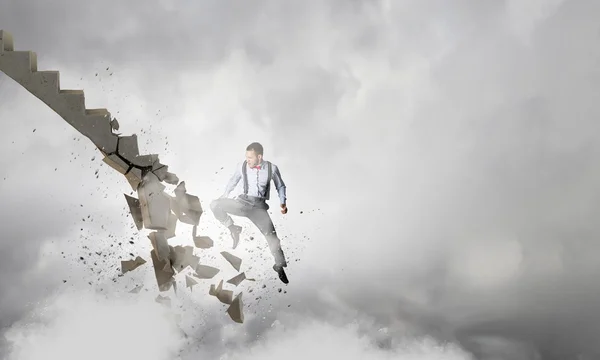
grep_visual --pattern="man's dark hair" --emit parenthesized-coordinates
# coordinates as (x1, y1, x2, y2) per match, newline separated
(246, 142, 264, 155)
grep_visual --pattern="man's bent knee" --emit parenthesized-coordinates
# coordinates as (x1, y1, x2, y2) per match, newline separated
(210, 199, 221, 212)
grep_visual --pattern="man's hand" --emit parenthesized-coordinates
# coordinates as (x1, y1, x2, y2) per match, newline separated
(280, 204, 288, 214)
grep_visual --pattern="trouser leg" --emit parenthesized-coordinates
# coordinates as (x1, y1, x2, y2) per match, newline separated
(247, 208, 287, 267)
(210, 198, 247, 228)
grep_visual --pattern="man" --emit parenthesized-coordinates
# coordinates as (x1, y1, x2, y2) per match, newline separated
(210, 142, 289, 284)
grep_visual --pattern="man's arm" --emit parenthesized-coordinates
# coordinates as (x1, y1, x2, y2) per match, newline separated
(222, 163, 242, 198)
(272, 165, 287, 205)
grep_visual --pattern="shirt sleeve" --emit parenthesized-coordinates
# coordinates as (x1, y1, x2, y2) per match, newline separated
(272, 164, 287, 205)
(223, 162, 242, 197)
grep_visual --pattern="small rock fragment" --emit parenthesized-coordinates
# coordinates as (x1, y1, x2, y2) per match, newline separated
(124, 194, 143, 230)
(208, 279, 233, 304)
(194, 264, 220, 279)
(227, 292, 244, 323)
(170, 245, 199, 272)
(193, 235, 213, 249)
(185, 275, 198, 289)
(121, 256, 146, 274)
(217, 290, 233, 304)
(148, 231, 170, 261)
(128, 284, 143, 294)
(221, 251, 242, 271)
(150, 249, 175, 292)
(164, 212, 177, 239)
(138, 173, 170, 230)
(110, 118, 120, 131)
(227, 272, 246, 287)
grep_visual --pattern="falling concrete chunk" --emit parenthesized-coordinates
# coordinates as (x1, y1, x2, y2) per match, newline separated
(121, 256, 146, 274)
(164, 212, 177, 239)
(209, 280, 222, 296)
(217, 289, 233, 305)
(110, 118, 119, 131)
(148, 231, 170, 261)
(169, 245, 199, 273)
(132, 154, 159, 168)
(155, 294, 171, 307)
(207, 279, 232, 304)
(124, 194, 143, 230)
(125, 167, 143, 191)
(175, 194, 203, 226)
(103, 153, 129, 174)
(164, 172, 179, 185)
(169, 196, 182, 218)
(194, 264, 220, 279)
(128, 284, 143, 294)
(221, 251, 242, 271)
(150, 249, 175, 292)
(152, 162, 169, 181)
(185, 275, 198, 289)
(227, 292, 244, 323)
(117, 134, 140, 161)
(193, 235, 213, 249)
(174, 181, 187, 195)
(227, 272, 246, 287)
(138, 173, 170, 230)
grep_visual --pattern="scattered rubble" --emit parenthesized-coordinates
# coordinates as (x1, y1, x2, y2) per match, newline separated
(194, 264, 220, 279)
(120, 256, 146, 274)
(0, 29, 257, 324)
(221, 251, 242, 271)
(227, 272, 246, 287)
(227, 292, 244, 323)
(185, 275, 198, 289)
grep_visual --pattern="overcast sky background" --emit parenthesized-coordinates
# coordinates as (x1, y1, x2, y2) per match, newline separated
(1, 0, 600, 359)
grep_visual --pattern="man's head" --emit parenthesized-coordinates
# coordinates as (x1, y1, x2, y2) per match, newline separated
(245, 142, 264, 167)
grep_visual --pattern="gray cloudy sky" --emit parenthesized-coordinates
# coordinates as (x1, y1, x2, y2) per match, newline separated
(1, 0, 600, 359)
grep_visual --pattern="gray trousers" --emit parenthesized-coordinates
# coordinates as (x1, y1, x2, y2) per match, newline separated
(210, 195, 286, 266)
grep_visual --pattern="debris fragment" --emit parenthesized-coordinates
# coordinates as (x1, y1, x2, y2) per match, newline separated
(185, 275, 197, 289)
(169, 245, 199, 272)
(121, 256, 146, 274)
(164, 212, 177, 239)
(125, 167, 143, 191)
(138, 173, 171, 230)
(227, 272, 246, 287)
(148, 231, 170, 261)
(227, 292, 244, 323)
(124, 194, 143, 230)
(150, 249, 174, 292)
(110, 118, 119, 131)
(193, 235, 213, 249)
(209, 280, 233, 304)
(221, 251, 242, 271)
(128, 284, 143, 294)
(194, 264, 220, 279)
(102, 154, 129, 174)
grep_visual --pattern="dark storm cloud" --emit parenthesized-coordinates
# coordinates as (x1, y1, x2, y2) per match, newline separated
(4, 0, 600, 359)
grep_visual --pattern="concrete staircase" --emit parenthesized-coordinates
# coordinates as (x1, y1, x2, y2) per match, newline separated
(0, 30, 244, 323)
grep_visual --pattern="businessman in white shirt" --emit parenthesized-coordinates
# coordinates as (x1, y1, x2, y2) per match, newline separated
(210, 142, 289, 284)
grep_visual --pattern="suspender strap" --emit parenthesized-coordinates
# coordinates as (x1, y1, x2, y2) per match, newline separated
(241, 160, 272, 198)
(242, 160, 248, 195)
(266, 161, 272, 198)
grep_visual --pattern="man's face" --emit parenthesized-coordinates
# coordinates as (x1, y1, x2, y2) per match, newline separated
(245, 150, 262, 167)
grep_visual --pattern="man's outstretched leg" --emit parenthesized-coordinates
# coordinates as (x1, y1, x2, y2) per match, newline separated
(210, 198, 247, 249)
(248, 208, 289, 284)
